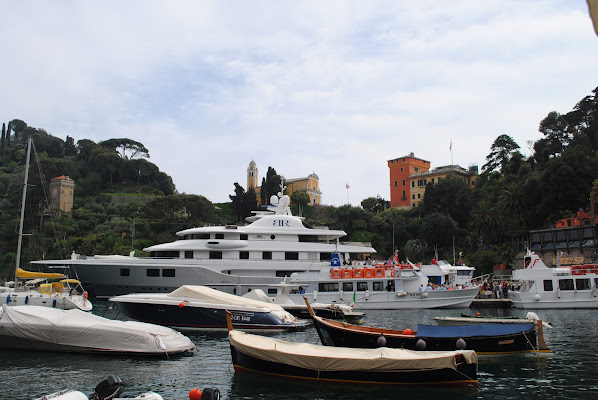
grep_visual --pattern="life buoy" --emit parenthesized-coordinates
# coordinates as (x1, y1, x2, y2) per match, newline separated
(364, 269, 374, 278)
(353, 269, 364, 278)
(331, 269, 341, 279)
(83, 291, 88, 299)
(390, 269, 395, 278)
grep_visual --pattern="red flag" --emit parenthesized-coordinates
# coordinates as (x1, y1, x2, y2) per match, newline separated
(346, 183, 350, 189)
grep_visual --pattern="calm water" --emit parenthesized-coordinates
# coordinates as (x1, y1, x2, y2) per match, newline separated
(2, 303, 597, 400)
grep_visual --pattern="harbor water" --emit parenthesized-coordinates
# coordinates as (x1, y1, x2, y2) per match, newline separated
(1, 303, 597, 400)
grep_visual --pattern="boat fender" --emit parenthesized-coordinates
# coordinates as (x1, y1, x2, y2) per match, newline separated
(377, 333, 386, 347)
(189, 388, 202, 400)
(179, 302, 185, 308)
(422, 292, 428, 298)
(53, 299, 57, 308)
(6, 294, 10, 304)
(533, 293, 541, 301)
(416, 339, 426, 350)
(197, 388, 221, 400)
(403, 328, 413, 335)
(25, 295, 28, 305)
(313, 290, 317, 301)
(456, 338, 466, 350)
(556, 287, 561, 298)
(396, 291, 407, 297)
(593, 287, 597, 298)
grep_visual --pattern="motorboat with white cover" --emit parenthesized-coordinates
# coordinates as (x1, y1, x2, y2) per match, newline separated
(242, 280, 365, 322)
(285, 255, 480, 310)
(110, 285, 310, 332)
(0, 304, 195, 355)
(509, 249, 598, 309)
(33, 190, 375, 300)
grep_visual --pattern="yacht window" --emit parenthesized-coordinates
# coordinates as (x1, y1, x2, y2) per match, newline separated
(185, 251, 193, 259)
(576, 278, 591, 290)
(595, 278, 598, 288)
(558, 279, 574, 291)
(320, 253, 331, 261)
(373, 281, 383, 291)
(240, 251, 249, 259)
(319, 283, 339, 292)
(343, 282, 353, 291)
(209, 251, 223, 259)
(285, 252, 299, 260)
(147, 269, 160, 277)
(457, 270, 471, 276)
(543, 280, 553, 291)
(240, 234, 248, 240)
(268, 288, 278, 295)
(357, 282, 368, 291)
(162, 269, 175, 277)
(198, 233, 210, 239)
(215, 234, 224, 239)
(120, 268, 130, 277)
(270, 235, 276, 240)
(428, 276, 441, 285)
(263, 252, 272, 260)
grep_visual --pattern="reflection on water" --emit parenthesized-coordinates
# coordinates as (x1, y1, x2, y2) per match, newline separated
(1, 304, 597, 399)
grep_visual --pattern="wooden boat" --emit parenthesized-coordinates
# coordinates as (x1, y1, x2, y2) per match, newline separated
(226, 311, 478, 387)
(304, 297, 551, 356)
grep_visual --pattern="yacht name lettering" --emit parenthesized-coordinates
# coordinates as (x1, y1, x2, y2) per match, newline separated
(230, 314, 251, 322)
(273, 219, 290, 227)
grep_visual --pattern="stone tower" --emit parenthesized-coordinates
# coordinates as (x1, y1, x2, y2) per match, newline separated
(50, 176, 75, 214)
(247, 160, 258, 190)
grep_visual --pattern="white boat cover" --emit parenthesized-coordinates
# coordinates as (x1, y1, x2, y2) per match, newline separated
(167, 285, 288, 313)
(229, 330, 477, 371)
(0, 305, 195, 355)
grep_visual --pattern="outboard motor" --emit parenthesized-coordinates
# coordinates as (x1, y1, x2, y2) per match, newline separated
(200, 388, 221, 400)
(89, 375, 125, 400)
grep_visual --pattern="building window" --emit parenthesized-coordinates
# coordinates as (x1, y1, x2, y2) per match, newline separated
(412, 194, 415, 200)
(147, 269, 160, 277)
(431, 178, 435, 184)
(240, 251, 249, 259)
(394, 180, 398, 187)
(209, 251, 222, 259)
(400, 167, 403, 171)
(162, 269, 175, 277)
(120, 268, 130, 277)
(415, 167, 419, 172)
(418, 193, 421, 199)
(402, 180, 405, 186)
(263, 252, 272, 260)
(411, 181, 415, 188)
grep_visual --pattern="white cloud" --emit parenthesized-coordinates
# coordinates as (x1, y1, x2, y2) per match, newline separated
(1, 0, 596, 207)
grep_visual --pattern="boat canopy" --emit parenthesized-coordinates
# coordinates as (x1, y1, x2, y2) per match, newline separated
(167, 285, 287, 313)
(0, 305, 195, 355)
(416, 323, 534, 338)
(229, 330, 476, 372)
(16, 268, 65, 280)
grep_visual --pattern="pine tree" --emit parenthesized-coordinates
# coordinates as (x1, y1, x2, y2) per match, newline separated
(1, 123, 5, 149)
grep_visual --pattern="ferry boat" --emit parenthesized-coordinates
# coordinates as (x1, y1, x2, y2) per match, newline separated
(32, 192, 375, 300)
(285, 256, 480, 309)
(510, 249, 598, 309)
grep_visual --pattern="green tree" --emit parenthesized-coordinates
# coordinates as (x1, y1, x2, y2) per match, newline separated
(99, 138, 150, 160)
(361, 196, 389, 213)
(469, 201, 504, 242)
(230, 183, 258, 222)
(481, 134, 521, 176)
(419, 212, 458, 249)
(64, 135, 77, 157)
(89, 147, 123, 185)
(291, 191, 310, 215)
(422, 176, 472, 228)
(403, 239, 425, 262)
(77, 139, 98, 161)
(260, 167, 282, 205)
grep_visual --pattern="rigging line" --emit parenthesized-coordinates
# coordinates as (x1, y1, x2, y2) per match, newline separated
(0, 147, 27, 215)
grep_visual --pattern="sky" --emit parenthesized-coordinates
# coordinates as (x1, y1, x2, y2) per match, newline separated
(1, 1, 597, 207)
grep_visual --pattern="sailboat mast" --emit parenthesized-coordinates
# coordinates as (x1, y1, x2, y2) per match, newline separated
(15, 137, 32, 282)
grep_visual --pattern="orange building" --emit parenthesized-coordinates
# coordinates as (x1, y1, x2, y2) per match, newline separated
(387, 153, 430, 209)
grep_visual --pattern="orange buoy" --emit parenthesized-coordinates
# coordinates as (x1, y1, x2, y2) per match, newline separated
(476, 312, 481, 316)
(403, 328, 413, 335)
(179, 302, 185, 308)
(189, 388, 202, 400)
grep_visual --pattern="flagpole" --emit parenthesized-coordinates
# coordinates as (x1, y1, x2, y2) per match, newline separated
(450, 138, 454, 165)
(346, 183, 350, 205)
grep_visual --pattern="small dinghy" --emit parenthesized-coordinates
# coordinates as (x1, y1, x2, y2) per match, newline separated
(33, 375, 164, 400)
(0, 305, 195, 356)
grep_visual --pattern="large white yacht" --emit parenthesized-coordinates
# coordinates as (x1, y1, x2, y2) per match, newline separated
(32, 193, 375, 300)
